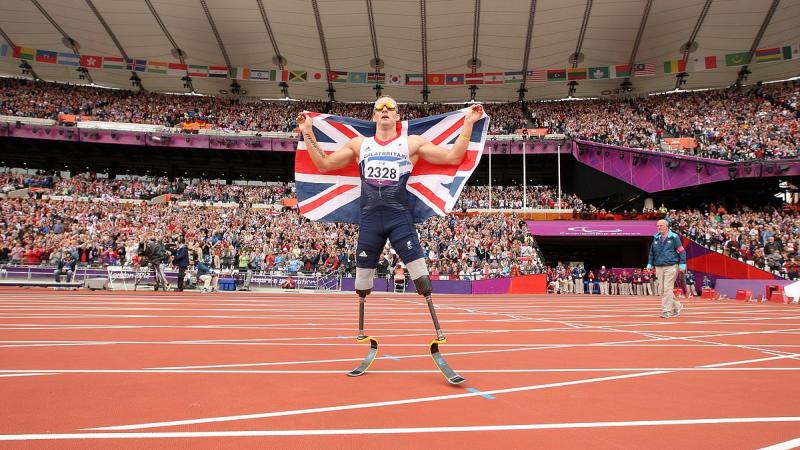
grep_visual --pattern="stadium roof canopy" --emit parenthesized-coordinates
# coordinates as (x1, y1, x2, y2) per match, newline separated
(0, 0, 798, 103)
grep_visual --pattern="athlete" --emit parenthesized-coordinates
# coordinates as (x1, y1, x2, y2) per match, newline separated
(297, 97, 483, 383)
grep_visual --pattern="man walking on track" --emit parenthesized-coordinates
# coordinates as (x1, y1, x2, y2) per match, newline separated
(297, 97, 485, 384)
(647, 219, 687, 318)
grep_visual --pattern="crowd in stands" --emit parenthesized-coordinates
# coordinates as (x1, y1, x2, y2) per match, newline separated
(456, 185, 585, 210)
(530, 81, 799, 161)
(4, 77, 797, 161)
(668, 205, 800, 279)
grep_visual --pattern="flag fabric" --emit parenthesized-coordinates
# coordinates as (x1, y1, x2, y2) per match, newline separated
(405, 73, 424, 85)
(783, 44, 799, 60)
(633, 63, 655, 76)
(504, 71, 524, 83)
(567, 68, 587, 80)
(329, 70, 348, 82)
(588, 66, 609, 79)
(547, 69, 566, 81)
(387, 74, 404, 85)
(445, 74, 465, 85)
(250, 69, 275, 80)
(464, 73, 483, 85)
(295, 107, 490, 224)
(755, 47, 782, 63)
(427, 73, 445, 85)
(0, 44, 7, 58)
(56, 52, 80, 66)
(725, 52, 749, 67)
(310, 71, 326, 82)
(662, 59, 686, 74)
(290, 70, 307, 82)
(35, 50, 57, 64)
(80, 55, 102, 68)
(147, 61, 168, 74)
(691, 55, 717, 71)
(483, 72, 503, 84)
(348, 72, 366, 83)
(167, 62, 187, 76)
(208, 66, 228, 77)
(103, 56, 124, 70)
(614, 64, 630, 78)
(526, 70, 546, 82)
(367, 72, 385, 84)
(14, 47, 35, 60)
(188, 64, 208, 77)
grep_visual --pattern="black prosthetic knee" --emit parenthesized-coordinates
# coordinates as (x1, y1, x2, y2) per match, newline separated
(356, 288, 372, 297)
(412, 276, 432, 297)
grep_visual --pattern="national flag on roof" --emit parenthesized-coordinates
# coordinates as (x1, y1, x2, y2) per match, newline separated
(691, 55, 717, 71)
(56, 52, 80, 66)
(208, 66, 228, 77)
(126, 58, 146, 72)
(464, 72, 483, 85)
(295, 108, 490, 224)
(427, 73, 445, 85)
(445, 74, 465, 85)
(504, 71, 524, 83)
(103, 56, 125, 70)
(386, 74, 404, 85)
(167, 62, 187, 76)
(483, 72, 503, 84)
(80, 55, 102, 68)
(782, 43, 800, 60)
(725, 52, 749, 67)
(526, 70, 545, 83)
(188, 64, 208, 77)
(290, 70, 307, 82)
(663, 59, 686, 74)
(755, 47, 782, 63)
(14, 47, 35, 60)
(367, 72, 385, 84)
(567, 68, 587, 80)
(249, 69, 274, 80)
(588, 66, 609, 79)
(633, 63, 655, 76)
(547, 69, 566, 81)
(348, 72, 366, 83)
(147, 60, 168, 74)
(310, 71, 326, 82)
(405, 73, 424, 85)
(329, 70, 348, 82)
(614, 64, 630, 78)
(35, 50, 57, 64)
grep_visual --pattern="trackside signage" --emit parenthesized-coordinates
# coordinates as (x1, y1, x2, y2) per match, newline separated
(526, 220, 658, 237)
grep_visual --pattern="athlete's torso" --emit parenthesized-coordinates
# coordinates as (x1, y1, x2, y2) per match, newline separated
(358, 135, 414, 214)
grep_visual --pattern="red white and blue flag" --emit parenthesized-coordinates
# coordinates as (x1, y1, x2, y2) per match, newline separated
(295, 107, 490, 224)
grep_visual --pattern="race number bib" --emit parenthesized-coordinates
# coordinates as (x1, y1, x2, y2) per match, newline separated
(364, 160, 400, 182)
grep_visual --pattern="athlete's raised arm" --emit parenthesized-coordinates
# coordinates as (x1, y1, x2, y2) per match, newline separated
(297, 112, 361, 172)
(411, 104, 483, 165)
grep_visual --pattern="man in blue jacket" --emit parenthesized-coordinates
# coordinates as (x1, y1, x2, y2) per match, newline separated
(647, 219, 687, 318)
(172, 239, 190, 292)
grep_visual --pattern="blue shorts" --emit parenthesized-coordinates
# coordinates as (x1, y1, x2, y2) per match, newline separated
(356, 209, 425, 269)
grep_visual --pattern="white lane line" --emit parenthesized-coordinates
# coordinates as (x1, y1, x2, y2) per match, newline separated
(760, 436, 800, 450)
(0, 416, 796, 441)
(0, 373, 56, 378)
(86, 371, 670, 430)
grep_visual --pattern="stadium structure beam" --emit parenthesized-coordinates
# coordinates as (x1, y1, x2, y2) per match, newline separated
(624, 0, 653, 87)
(734, 0, 781, 87)
(84, 0, 145, 91)
(365, 0, 384, 98)
(419, 0, 430, 103)
(199, 0, 233, 71)
(30, 0, 93, 84)
(518, 0, 538, 99)
(0, 26, 40, 80)
(466, 0, 481, 100)
(675, 0, 713, 90)
(256, 0, 291, 99)
(567, 0, 593, 97)
(143, 0, 194, 92)
(310, 0, 336, 101)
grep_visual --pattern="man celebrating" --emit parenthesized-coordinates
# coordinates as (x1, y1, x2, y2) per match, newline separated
(647, 219, 687, 318)
(297, 97, 483, 384)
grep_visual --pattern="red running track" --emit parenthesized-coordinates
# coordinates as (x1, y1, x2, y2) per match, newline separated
(0, 288, 799, 449)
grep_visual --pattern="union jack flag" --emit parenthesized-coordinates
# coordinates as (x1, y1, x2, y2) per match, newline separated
(295, 107, 490, 224)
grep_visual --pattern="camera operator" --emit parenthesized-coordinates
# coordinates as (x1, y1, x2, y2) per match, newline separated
(145, 236, 170, 291)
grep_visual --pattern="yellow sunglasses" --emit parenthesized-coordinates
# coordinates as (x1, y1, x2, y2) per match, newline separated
(374, 101, 397, 111)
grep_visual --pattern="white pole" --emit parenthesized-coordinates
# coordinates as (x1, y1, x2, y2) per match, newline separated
(488, 145, 493, 212)
(557, 144, 562, 213)
(522, 141, 527, 212)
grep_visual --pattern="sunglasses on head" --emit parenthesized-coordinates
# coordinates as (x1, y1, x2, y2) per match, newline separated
(374, 101, 397, 111)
